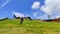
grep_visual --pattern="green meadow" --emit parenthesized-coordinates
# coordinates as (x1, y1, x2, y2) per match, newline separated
(0, 19, 60, 34)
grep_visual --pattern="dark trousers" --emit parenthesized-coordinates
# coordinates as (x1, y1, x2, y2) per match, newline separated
(20, 18, 24, 24)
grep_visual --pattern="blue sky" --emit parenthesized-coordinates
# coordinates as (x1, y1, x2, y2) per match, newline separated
(0, 0, 44, 19)
(0, 0, 60, 20)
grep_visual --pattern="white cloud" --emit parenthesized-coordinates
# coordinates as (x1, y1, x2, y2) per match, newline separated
(56, 15, 60, 19)
(36, 16, 41, 19)
(32, 1, 42, 19)
(38, 14, 48, 20)
(33, 10, 42, 19)
(31, 1, 40, 10)
(0, 0, 10, 9)
(33, 10, 39, 17)
(13, 12, 25, 17)
(41, 0, 60, 15)
(32, 0, 60, 19)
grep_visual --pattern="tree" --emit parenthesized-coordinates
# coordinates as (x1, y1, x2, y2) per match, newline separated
(27, 17, 32, 20)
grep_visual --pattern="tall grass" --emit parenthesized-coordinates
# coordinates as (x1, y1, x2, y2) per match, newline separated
(0, 19, 60, 34)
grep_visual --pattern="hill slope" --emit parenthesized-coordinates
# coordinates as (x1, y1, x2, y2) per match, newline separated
(0, 19, 60, 34)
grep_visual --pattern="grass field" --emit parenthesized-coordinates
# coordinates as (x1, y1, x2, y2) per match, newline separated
(0, 19, 60, 34)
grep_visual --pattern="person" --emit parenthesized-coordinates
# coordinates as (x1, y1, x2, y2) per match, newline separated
(20, 17, 24, 24)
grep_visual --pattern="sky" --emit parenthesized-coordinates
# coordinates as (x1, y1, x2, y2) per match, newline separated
(0, 0, 60, 20)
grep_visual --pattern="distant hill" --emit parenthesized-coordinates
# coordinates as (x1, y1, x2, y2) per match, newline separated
(0, 17, 9, 21)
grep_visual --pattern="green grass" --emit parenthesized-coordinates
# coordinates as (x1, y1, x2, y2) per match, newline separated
(0, 19, 60, 34)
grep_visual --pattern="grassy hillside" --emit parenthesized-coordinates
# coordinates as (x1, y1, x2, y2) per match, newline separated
(0, 19, 60, 34)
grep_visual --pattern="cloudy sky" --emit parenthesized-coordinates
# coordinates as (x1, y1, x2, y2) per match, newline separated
(0, 0, 60, 20)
